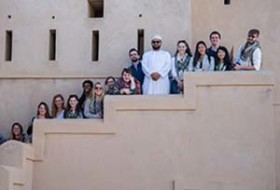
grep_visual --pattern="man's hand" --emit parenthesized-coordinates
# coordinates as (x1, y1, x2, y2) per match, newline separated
(233, 64, 256, 71)
(151, 72, 161, 81)
(130, 75, 135, 81)
(120, 88, 131, 95)
(178, 81, 183, 90)
(233, 64, 242, 70)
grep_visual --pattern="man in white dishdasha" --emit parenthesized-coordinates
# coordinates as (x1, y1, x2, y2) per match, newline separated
(142, 35, 171, 95)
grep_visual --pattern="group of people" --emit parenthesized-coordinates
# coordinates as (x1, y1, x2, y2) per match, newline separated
(0, 29, 262, 144)
(108, 29, 261, 95)
(142, 29, 262, 94)
(1, 81, 106, 143)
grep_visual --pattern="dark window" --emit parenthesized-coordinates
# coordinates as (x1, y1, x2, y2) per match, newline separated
(137, 29, 144, 57)
(88, 0, 104, 18)
(92, 31, 99, 61)
(49, 30, 56, 61)
(5, 31, 12, 61)
(224, 0, 231, 5)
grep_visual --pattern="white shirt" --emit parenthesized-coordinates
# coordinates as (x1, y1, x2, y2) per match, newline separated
(189, 55, 215, 72)
(235, 45, 262, 71)
(55, 110, 65, 119)
(142, 50, 171, 95)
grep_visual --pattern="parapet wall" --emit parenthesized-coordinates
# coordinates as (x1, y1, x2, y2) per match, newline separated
(28, 72, 275, 190)
(0, 141, 34, 190)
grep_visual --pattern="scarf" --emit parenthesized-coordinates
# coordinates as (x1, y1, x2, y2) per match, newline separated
(240, 41, 260, 63)
(175, 54, 191, 80)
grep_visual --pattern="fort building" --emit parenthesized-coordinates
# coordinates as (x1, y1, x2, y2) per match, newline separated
(0, 0, 280, 189)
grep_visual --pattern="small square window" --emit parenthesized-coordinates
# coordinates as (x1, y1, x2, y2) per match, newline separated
(88, 0, 104, 18)
(224, 0, 231, 5)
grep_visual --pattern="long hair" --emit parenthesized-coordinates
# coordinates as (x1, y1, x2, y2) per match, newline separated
(37, 102, 51, 118)
(65, 94, 80, 112)
(193, 41, 209, 68)
(215, 46, 232, 70)
(175, 40, 192, 57)
(10, 122, 24, 140)
(51, 94, 65, 117)
(92, 82, 105, 102)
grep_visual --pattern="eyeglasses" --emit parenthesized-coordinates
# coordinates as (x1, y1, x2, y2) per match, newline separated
(95, 87, 103, 90)
(248, 35, 257, 39)
(106, 80, 114, 84)
(152, 41, 161, 44)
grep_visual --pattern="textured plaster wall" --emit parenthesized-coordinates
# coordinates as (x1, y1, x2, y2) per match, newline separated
(0, 0, 279, 189)
(0, 72, 276, 190)
(0, 78, 91, 136)
(0, 141, 34, 190)
(191, 0, 280, 188)
(29, 72, 275, 190)
(0, 0, 191, 78)
(191, 0, 280, 98)
(0, 0, 191, 135)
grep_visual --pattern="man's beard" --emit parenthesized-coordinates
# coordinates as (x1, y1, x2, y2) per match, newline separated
(131, 58, 139, 63)
(246, 41, 255, 46)
(152, 46, 161, 50)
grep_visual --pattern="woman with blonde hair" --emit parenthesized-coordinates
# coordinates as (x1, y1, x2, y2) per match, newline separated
(83, 82, 104, 119)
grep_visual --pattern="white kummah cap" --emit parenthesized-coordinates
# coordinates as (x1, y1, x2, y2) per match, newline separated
(151, 34, 163, 41)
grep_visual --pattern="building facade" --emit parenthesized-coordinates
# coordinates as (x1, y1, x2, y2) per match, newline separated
(0, 0, 280, 189)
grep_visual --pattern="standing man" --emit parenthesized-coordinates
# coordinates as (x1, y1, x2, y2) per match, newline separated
(234, 29, 262, 71)
(142, 35, 171, 95)
(128, 48, 145, 86)
(207, 31, 222, 58)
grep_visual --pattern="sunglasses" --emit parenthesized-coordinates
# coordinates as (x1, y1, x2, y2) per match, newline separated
(248, 35, 257, 38)
(152, 40, 161, 44)
(95, 86, 103, 90)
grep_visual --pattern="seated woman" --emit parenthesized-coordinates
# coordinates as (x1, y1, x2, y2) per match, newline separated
(51, 94, 65, 119)
(10, 122, 29, 143)
(83, 82, 104, 119)
(116, 68, 141, 95)
(170, 40, 193, 94)
(105, 76, 120, 95)
(189, 41, 214, 72)
(214, 46, 233, 71)
(64, 94, 83, 119)
(27, 102, 52, 142)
